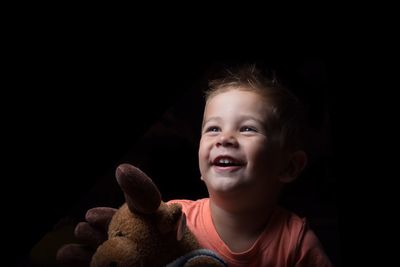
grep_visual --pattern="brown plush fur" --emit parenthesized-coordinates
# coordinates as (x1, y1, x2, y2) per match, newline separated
(91, 203, 199, 267)
(90, 164, 225, 267)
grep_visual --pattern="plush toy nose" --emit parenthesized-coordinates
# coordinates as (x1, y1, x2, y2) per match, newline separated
(108, 262, 118, 267)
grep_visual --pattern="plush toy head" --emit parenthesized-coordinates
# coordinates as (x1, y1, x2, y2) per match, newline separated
(91, 164, 226, 267)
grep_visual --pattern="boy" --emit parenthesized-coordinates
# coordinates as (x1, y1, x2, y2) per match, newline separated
(58, 64, 333, 266)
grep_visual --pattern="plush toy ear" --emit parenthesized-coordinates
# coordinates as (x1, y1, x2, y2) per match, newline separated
(157, 203, 186, 240)
(116, 164, 162, 214)
(176, 213, 186, 241)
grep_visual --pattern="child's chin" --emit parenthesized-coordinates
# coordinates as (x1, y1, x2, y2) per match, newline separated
(208, 177, 242, 193)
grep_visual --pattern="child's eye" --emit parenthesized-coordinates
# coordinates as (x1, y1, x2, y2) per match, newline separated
(240, 126, 257, 132)
(205, 126, 220, 133)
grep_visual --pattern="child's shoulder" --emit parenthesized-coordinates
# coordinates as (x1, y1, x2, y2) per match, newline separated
(166, 198, 209, 224)
(167, 198, 209, 210)
(274, 206, 308, 233)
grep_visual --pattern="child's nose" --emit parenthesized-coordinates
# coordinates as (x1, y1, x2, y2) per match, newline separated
(216, 132, 238, 147)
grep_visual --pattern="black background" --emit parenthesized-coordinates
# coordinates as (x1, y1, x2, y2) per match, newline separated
(5, 56, 339, 266)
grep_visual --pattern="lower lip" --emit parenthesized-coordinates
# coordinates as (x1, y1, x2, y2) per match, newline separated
(213, 165, 243, 173)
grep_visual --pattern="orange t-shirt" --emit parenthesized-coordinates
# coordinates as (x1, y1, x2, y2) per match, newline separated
(168, 198, 333, 267)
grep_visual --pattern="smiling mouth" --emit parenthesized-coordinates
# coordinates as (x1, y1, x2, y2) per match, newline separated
(212, 156, 245, 171)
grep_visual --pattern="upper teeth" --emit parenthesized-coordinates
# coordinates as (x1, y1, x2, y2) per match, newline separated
(219, 159, 233, 164)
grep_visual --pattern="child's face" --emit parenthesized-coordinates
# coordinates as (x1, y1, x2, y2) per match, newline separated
(199, 88, 284, 197)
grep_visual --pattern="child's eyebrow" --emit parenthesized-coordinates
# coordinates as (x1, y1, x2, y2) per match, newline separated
(202, 116, 264, 129)
(239, 115, 264, 125)
(202, 116, 221, 128)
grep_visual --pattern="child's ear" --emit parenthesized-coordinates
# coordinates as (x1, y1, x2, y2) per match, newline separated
(279, 150, 307, 183)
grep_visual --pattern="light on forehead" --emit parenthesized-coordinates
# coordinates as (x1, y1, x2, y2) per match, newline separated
(205, 89, 273, 115)
(206, 86, 273, 111)
(206, 86, 258, 101)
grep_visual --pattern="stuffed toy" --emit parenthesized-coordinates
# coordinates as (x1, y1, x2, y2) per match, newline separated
(90, 163, 227, 267)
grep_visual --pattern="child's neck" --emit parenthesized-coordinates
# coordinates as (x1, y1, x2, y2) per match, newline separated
(209, 197, 277, 253)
